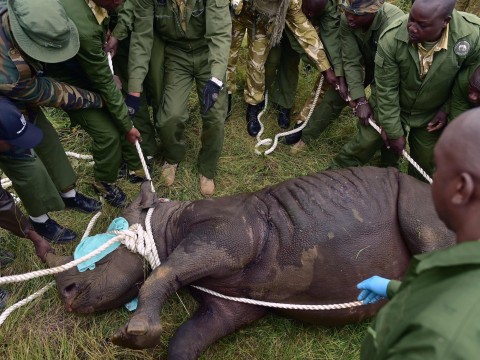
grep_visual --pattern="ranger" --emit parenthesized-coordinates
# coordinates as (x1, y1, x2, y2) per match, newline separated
(127, 0, 231, 197)
(0, 0, 104, 242)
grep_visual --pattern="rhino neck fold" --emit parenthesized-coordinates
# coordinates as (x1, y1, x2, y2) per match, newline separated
(146, 200, 191, 262)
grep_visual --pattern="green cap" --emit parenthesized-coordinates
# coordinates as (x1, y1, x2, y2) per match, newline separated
(7, 0, 80, 63)
(341, 0, 385, 15)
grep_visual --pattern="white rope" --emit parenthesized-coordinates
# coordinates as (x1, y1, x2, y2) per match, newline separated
(367, 119, 433, 184)
(255, 76, 324, 156)
(0, 211, 103, 325)
(65, 151, 93, 160)
(191, 285, 363, 310)
(0, 281, 55, 326)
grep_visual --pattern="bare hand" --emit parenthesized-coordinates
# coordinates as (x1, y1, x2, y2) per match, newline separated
(427, 110, 448, 132)
(104, 35, 119, 58)
(355, 98, 373, 126)
(322, 68, 338, 89)
(387, 136, 406, 156)
(336, 76, 350, 102)
(126, 127, 142, 145)
(27, 229, 53, 263)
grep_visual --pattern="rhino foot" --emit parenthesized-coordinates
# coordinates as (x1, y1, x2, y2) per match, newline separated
(111, 313, 162, 349)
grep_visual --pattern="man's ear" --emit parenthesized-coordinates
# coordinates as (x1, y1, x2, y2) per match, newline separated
(443, 15, 452, 28)
(452, 172, 474, 205)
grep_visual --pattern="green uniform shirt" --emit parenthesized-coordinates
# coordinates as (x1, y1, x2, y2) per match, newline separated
(111, 0, 135, 41)
(449, 64, 478, 120)
(49, 0, 134, 134)
(375, 10, 480, 139)
(317, 0, 344, 77)
(128, 0, 231, 93)
(361, 240, 480, 360)
(341, 3, 404, 101)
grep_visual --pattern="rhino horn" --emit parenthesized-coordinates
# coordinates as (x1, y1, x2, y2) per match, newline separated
(46, 253, 73, 268)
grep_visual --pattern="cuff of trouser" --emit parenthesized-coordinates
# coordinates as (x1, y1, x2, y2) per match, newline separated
(127, 79, 144, 94)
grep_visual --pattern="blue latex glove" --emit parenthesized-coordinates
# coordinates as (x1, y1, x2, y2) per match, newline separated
(357, 275, 391, 304)
(74, 217, 129, 272)
(125, 94, 141, 117)
(124, 297, 138, 311)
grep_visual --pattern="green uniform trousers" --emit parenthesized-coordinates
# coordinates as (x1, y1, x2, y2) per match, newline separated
(331, 120, 438, 181)
(114, 34, 165, 158)
(0, 110, 76, 216)
(159, 45, 226, 179)
(67, 107, 140, 183)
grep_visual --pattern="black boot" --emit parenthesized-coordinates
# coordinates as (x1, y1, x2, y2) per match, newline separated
(92, 181, 127, 208)
(277, 106, 291, 129)
(284, 121, 304, 145)
(225, 93, 233, 121)
(63, 192, 101, 213)
(246, 103, 262, 137)
(31, 218, 77, 243)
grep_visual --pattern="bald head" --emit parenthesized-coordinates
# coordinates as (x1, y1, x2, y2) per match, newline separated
(432, 108, 480, 240)
(437, 109, 480, 176)
(302, 0, 328, 20)
(412, 0, 455, 18)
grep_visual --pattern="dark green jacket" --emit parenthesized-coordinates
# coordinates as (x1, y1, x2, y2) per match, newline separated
(361, 240, 480, 360)
(449, 64, 478, 120)
(128, 0, 231, 92)
(49, 0, 133, 134)
(375, 10, 480, 139)
(341, 3, 404, 101)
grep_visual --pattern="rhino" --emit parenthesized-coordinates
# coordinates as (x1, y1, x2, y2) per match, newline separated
(47, 167, 455, 359)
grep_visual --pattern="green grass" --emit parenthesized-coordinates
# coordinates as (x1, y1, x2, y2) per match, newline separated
(0, 2, 416, 357)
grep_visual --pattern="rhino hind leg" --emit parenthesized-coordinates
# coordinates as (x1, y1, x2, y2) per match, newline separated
(168, 289, 267, 360)
(397, 173, 455, 254)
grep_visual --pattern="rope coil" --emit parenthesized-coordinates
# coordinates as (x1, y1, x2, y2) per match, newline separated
(254, 76, 325, 156)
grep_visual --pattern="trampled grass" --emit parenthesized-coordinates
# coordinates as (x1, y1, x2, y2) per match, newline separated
(0, 2, 415, 358)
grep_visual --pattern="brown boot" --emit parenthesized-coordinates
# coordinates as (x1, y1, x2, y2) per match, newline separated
(291, 139, 306, 155)
(161, 162, 178, 187)
(199, 175, 215, 197)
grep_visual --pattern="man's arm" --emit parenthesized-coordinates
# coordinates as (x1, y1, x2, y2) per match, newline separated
(285, 0, 331, 73)
(319, 0, 343, 76)
(111, 0, 136, 41)
(128, 0, 155, 93)
(2, 76, 103, 110)
(374, 36, 404, 139)
(340, 18, 365, 101)
(0, 187, 30, 238)
(205, 0, 232, 81)
(75, 29, 133, 134)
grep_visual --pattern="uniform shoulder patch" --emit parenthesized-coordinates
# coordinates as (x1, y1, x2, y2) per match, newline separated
(454, 40, 471, 56)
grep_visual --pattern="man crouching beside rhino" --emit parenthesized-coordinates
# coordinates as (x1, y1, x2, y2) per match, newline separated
(46, 150, 460, 359)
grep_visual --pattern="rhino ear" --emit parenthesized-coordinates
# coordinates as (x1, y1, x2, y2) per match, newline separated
(46, 253, 73, 268)
(139, 181, 159, 209)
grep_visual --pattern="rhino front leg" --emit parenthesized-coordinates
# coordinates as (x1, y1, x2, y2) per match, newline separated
(168, 290, 267, 360)
(111, 237, 260, 350)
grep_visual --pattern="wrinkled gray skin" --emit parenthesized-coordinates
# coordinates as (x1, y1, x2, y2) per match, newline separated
(48, 167, 455, 360)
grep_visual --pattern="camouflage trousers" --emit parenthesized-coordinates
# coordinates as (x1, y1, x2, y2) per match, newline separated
(226, 9, 254, 95)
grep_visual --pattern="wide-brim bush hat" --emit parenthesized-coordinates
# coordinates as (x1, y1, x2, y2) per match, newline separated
(7, 0, 80, 63)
